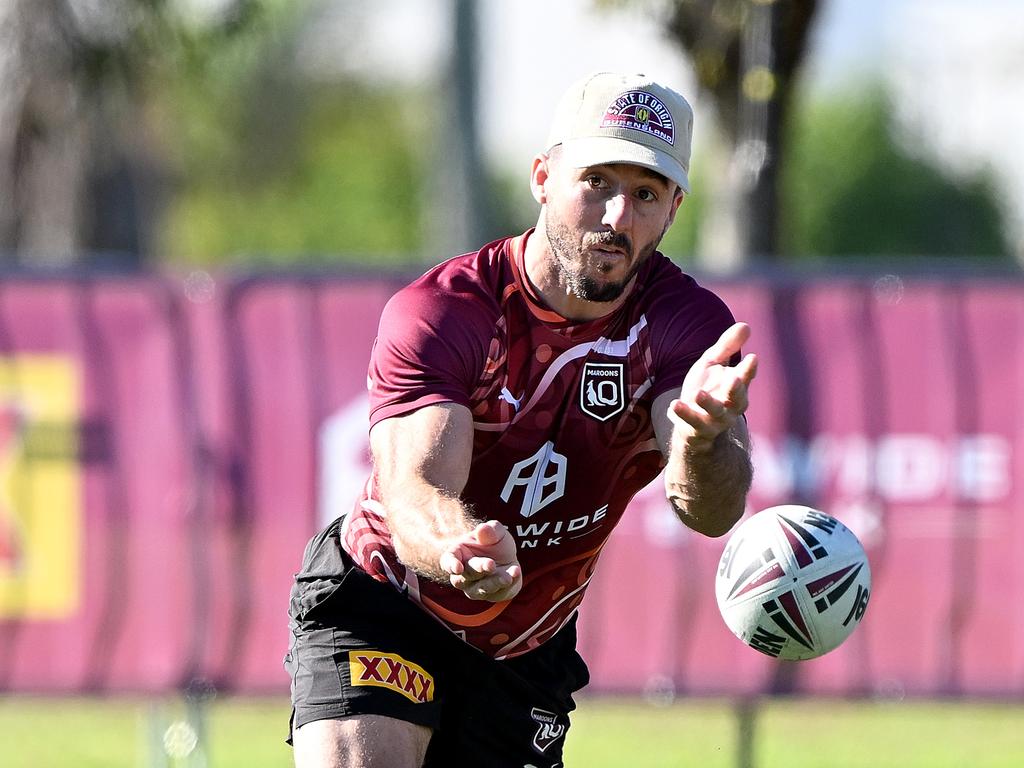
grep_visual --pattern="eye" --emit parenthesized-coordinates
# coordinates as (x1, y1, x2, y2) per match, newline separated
(636, 188, 658, 202)
(584, 174, 608, 190)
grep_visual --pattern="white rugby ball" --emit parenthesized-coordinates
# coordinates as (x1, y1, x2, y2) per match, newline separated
(715, 505, 871, 661)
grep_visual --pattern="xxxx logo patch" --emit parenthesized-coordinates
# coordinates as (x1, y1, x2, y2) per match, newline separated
(348, 651, 434, 703)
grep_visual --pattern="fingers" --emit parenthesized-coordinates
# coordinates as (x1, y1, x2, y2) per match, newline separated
(455, 565, 523, 602)
(439, 520, 522, 602)
(669, 398, 723, 444)
(470, 519, 507, 547)
(678, 357, 756, 424)
(450, 564, 515, 593)
(465, 556, 497, 575)
(700, 322, 750, 366)
(735, 352, 758, 387)
(439, 550, 464, 576)
(440, 521, 512, 574)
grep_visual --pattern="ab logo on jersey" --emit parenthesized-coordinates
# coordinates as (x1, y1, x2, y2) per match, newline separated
(580, 363, 625, 422)
(501, 441, 567, 518)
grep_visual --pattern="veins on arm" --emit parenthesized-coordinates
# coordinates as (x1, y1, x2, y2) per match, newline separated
(369, 402, 480, 581)
(654, 390, 753, 538)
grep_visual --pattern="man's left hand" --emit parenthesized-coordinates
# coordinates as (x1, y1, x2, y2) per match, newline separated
(667, 322, 758, 453)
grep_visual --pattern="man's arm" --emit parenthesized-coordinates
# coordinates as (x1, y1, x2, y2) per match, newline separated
(369, 402, 522, 601)
(652, 322, 758, 537)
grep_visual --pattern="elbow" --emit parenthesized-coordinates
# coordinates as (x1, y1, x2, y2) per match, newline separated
(670, 499, 744, 538)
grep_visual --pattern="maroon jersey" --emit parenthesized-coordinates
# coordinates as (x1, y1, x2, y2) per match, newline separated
(341, 231, 735, 658)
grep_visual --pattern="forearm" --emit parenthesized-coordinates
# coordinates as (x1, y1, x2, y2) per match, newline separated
(664, 425, 752, 537)
(382, 482, 481, 582)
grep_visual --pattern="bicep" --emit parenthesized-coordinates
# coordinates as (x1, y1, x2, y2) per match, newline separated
(369, 402, 474, 496)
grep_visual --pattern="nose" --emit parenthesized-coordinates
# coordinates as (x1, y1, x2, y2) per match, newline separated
(602, 193, 633, 231)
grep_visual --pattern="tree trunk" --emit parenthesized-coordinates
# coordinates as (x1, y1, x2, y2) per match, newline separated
(0, 0, 89, 264)
(663, 0, 818, 269)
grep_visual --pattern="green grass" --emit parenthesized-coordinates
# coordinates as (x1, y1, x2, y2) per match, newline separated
(567, 697, 1024, 768)
(1, 695, 1022, 767)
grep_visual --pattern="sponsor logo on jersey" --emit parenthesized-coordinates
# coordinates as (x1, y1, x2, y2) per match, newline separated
(530, 707, 567, 753)
(348, 650, 434, 703)
(579, 362, 625, 422)
(600, 90, 675, 146)
(514, 504, 608, 549)
(501, 441, 567, 518)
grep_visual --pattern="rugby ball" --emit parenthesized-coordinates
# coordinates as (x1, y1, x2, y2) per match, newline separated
(715, 505, 871, 660)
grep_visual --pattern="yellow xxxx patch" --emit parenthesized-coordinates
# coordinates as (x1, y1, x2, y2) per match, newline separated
(348, 650, 434, 703)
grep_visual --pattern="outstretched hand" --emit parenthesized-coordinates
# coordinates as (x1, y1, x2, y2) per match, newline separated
(439, 520, 523, 602)
(668, 322, 758, 453)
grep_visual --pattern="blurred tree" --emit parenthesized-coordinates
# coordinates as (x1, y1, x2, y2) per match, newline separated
(781, 88, 1011, 260)
(0, 0, 285, 266)
(604, 0, 820, 269)
(161, 82, 429, 265)
(161, 0, 497, 267)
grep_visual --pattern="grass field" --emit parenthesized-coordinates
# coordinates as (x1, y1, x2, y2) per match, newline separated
(2, 695, 1022, 767)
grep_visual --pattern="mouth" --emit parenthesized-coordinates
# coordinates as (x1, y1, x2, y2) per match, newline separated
(589, 245, 629, 261)
(586, 232, 633, 262)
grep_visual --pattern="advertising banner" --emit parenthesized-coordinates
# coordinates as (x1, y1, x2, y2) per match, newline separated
(0, 273, 1019, 697)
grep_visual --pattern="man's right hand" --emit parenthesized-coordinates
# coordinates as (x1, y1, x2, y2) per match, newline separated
(439, 520, 523, 602)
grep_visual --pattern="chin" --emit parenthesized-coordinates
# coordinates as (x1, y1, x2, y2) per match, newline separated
(574, 276, 629, 303)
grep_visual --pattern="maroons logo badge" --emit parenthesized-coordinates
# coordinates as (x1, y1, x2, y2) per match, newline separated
(580, 362, 625, 422)
(530, 707, 567, 753)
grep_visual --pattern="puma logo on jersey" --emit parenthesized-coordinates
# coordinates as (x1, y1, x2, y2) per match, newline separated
(498, 386, 523, 412)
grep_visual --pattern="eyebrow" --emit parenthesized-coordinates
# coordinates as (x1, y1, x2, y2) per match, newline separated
(588, 163, 672, 188)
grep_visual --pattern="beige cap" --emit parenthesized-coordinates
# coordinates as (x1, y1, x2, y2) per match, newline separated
(545, 72, 694, 193)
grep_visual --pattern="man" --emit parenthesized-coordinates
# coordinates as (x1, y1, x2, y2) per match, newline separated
(285, 71, 758, 768)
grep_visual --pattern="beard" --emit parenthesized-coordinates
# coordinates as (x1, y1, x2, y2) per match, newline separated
(544, 211, 660, 303)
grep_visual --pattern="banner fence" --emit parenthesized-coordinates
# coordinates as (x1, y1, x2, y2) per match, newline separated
(0, 270, 1021, 698)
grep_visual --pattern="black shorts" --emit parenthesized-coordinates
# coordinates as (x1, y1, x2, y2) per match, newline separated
(284, 517, 590, 768)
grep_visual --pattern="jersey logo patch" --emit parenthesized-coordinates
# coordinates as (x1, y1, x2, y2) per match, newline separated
(501, 441, 567, 518)
(348, 650, 434, 703)
(580, 362, 625, 422)
(530, 707, 567, 753)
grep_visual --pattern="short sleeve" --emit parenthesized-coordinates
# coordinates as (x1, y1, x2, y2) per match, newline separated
(649, 280, 738, 401)
(367, 282, 495, 428)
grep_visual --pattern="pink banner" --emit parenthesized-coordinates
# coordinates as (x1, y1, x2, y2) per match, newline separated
(0, 273, 1020, 698)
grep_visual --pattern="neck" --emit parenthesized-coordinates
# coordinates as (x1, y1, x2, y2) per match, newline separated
(522, 224, 633, 322)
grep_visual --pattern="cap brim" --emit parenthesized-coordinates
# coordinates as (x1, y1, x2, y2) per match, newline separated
(558, 137, 690, 193)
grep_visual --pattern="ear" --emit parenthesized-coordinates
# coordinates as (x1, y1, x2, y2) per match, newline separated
(665, 187, 685, 228)
(530, 154, 551, 205)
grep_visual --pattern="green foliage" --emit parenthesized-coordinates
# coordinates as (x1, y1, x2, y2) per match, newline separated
(781, 87, 1011, 260)
(657, 167, 706, 263)
(160, 83, 428, 266)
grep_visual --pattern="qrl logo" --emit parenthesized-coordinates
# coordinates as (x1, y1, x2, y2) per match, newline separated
(579, 362, 625, 422)
(501, 442, 567, 518)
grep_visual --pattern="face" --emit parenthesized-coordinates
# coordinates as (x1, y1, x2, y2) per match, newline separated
(539, 150, 683, 304)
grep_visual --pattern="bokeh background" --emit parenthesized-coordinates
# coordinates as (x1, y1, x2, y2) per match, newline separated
(2, 1, 1023, 766)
